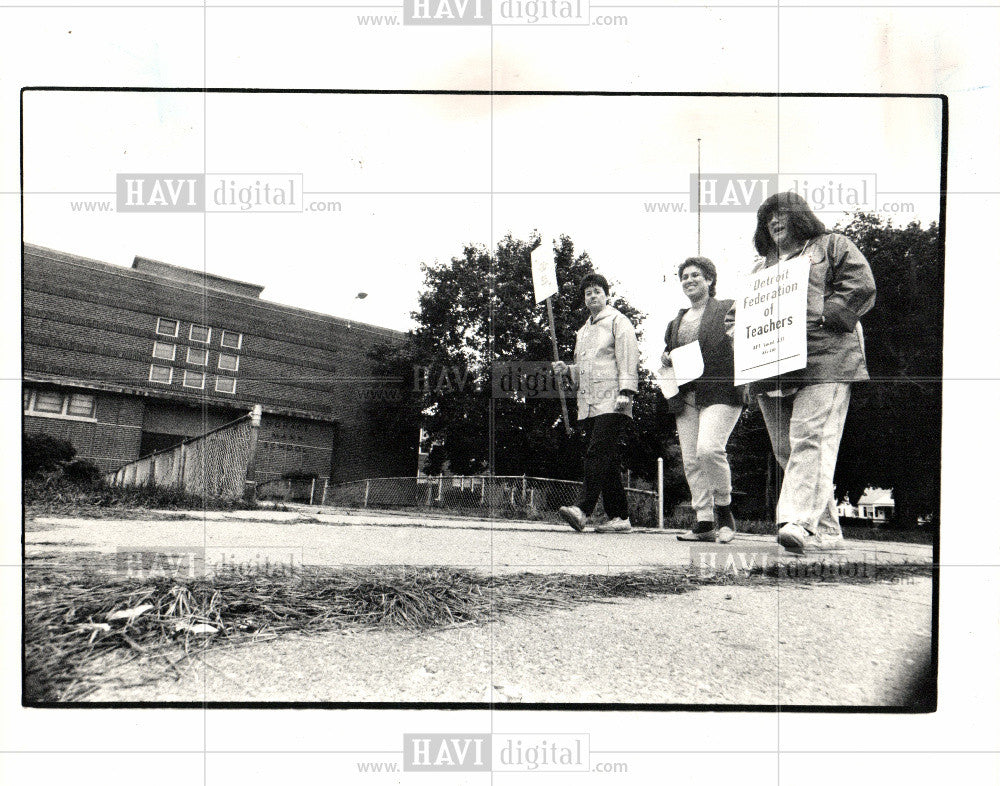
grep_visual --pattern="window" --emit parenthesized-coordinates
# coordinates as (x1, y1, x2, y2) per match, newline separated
(218, 353, 239, 372)
(33, 391, 65, 413)
(215, 376, 237, 394)
(220, 330, 242, 350)
(24, 390, 97, 420)
(66, 394, 97, 418)
(183, 369, 205, 389)
(152, 341, 176, 360)
(189, 324, 211, 343)
(186, 347, 208, 366)
(149, 365, 173, 384)
(156, 318, 179, 337)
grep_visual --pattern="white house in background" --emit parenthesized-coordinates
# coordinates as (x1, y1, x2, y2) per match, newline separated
(858, 487, 895, 521)
(836, 498, 857, 518)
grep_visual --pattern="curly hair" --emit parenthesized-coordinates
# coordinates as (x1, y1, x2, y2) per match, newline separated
(753, 191, 827, 256)
(677, 256, 717, 298)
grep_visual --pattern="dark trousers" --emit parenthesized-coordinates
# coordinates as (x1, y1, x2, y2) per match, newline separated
(578, 413, 630, 520)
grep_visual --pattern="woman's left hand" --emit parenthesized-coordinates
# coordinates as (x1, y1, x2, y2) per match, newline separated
(614, 394, 631, 413)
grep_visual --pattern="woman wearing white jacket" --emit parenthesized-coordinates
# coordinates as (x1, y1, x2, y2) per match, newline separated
(553, 273, 640, 533)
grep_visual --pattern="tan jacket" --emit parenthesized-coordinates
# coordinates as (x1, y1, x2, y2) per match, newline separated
(569, 306, 640, 420)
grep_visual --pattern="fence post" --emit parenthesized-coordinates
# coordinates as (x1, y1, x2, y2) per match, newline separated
(178, 442, 188, 493)
(321, 478, 328, 506)
(242, 405, 263, 503)
(309, 478, 316, 505)
(521, 474, 527, 504)
(437, 475, 443, 502)
(364, 479, 370, 508)
(426, 478, 434, 507)
(657, 457, 664, 530)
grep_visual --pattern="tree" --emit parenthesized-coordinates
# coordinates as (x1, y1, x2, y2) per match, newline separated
(369, 233, 671, 485)
(833, 212, 942, 527)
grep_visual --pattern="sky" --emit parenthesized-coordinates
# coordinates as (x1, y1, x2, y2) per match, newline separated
(21, 91, 942, 367)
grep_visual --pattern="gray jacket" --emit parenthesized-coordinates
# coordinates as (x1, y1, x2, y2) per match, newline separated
(569, 305, 640, 420)
(749, 232, 876, 394)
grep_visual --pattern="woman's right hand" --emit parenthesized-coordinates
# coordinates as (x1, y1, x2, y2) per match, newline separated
(552, 360, 569, 376)
(659, 351, 672, 368)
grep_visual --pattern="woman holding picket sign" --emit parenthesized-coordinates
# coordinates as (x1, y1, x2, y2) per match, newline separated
(750, 191, 876, 554)
(552, 273, 640, 533)
(661, 256, 745, 543)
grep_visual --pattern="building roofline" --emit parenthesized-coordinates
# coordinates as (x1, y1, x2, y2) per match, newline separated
(23, 243, 407, 340)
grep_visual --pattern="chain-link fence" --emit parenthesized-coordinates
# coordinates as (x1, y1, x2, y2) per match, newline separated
(105, 407, 262, 500)
(307, 475, 662, 528)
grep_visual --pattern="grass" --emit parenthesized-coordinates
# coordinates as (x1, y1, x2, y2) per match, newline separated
(23, 478, 262, 520)
(23, 554, 932, 703)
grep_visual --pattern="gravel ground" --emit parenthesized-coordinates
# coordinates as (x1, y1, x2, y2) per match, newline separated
(82, 578, 932, 705)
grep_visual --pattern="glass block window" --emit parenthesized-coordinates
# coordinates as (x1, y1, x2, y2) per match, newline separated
(215, 376, 237, 394)
(220, 330, 242, 350)
(152, 341, 176, 360)
(189, 324, 211, 343)
(218, 353, 239, 372)
(182, 370, 205, 389)
(186, 347, 208, 366)
(149, 365, 173, 384)
(156, 318, 179, 337)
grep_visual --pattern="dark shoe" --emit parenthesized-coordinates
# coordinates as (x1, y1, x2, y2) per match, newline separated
(677, 521, 717, 542)
(558, 505, 587, 532)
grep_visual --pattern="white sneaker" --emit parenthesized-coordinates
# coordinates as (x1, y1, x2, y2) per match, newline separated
(777, 522, 808, 553)
(558, 505, 587, 532)
(594, 517, 632, 533)
(778, 522, 846, 553)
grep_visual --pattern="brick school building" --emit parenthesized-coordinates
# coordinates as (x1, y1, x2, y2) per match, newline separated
(22, 244, 416, 484)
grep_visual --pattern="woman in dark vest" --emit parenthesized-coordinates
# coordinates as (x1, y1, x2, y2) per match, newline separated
(662, 257, 744, 542)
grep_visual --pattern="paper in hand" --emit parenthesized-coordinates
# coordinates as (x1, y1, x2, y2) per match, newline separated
(669, 341, 704, 387)
(654, 342, 705, 400)
(655, 366, 679, 399)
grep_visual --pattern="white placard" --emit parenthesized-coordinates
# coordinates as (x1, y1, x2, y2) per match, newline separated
(734, 257, 810, 384)
(530, 244, 558, 303)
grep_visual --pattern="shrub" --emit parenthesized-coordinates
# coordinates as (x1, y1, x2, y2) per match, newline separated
(62, 458, 103, 486)
(23, 433, 76, 478)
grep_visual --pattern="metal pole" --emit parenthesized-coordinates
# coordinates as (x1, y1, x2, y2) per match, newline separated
(546, 296, 573, 436)
(697, 137, 702, 255)
(657, 457, 664, 530)
(242, 405, 262, 503)
(309, 478, 316, 505)
(364, 479, 370, 508)
(321, 478, 328, 506)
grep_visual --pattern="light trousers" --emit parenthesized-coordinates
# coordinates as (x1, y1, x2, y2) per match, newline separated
(757, 382, 851, 536)
(675, 401, 743, 523)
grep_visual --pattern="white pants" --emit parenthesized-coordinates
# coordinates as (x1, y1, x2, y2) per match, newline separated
(675, 401, 743, 523)
(757, 382, 851, 536)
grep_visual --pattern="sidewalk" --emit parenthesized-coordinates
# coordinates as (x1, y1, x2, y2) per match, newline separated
(26, 504, 932, 576)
